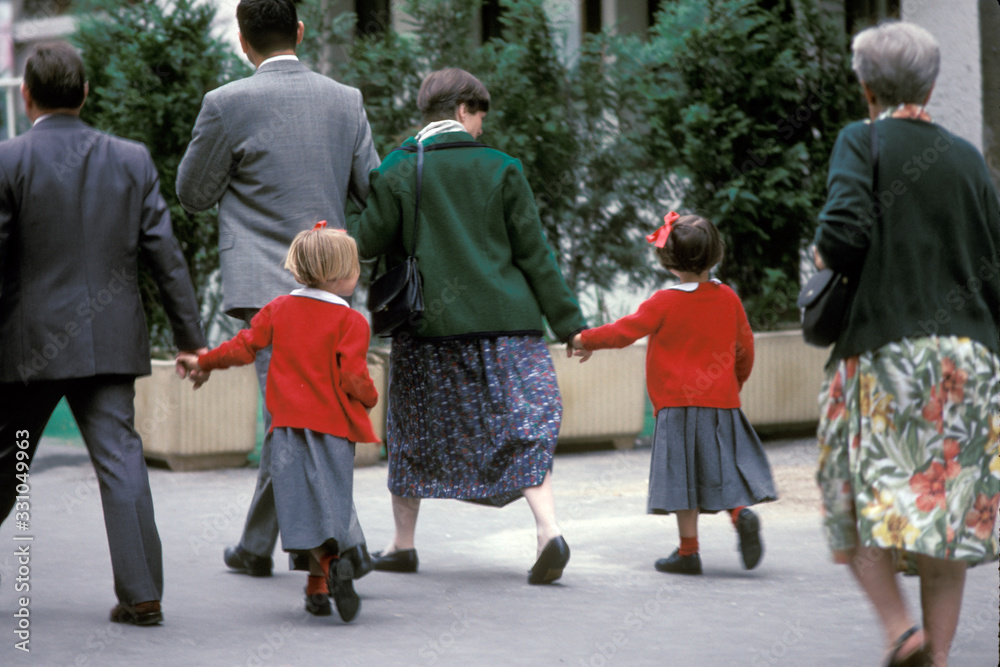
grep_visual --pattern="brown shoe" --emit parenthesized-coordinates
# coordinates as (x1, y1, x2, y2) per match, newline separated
(110, 600, 163, 626)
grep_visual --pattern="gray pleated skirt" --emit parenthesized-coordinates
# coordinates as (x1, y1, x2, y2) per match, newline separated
(647, 407, 777, 514)
(270, 427, 365, 562)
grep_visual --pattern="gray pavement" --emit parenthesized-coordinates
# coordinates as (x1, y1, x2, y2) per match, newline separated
(1, 437, 997, 666)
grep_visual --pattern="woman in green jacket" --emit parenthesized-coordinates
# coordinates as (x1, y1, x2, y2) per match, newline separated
(347, 68, 586, 584)
(812, 21, 1000, 667)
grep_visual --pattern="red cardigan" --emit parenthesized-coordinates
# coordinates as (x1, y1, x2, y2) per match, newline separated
(579, 281, 754, 412)
(198, 291, 379, 443)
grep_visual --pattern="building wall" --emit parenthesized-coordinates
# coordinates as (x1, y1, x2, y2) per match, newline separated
(979, 0, 1000, 190)
(904, 0, 982, 150)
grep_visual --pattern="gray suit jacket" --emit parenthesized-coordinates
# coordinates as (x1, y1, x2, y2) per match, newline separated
(0, 115, 206, 384)
(176, 59, 380, 315)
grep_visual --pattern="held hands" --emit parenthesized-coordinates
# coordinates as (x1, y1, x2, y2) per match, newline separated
(565, 334, 593, 363)
(175, 349, 210, 389)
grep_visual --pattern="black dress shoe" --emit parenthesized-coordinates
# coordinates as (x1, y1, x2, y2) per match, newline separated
(735, 508, 763, 570)
(110, 600, 163, 626)
(224, 545, 273, 577)
(305, 592, 332, 616)
(341, 544, 374, 579)
(327, 557, 360, 622)
(528, 536, 570, 585)
(655, 549, 702, 575)
(371, 548, 419, 573)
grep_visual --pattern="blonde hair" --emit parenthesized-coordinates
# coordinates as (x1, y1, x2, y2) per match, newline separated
(284, 225, 360, 287)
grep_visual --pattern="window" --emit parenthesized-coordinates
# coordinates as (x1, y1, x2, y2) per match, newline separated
(355, 0, 390, 37)
(844, 0, 901, 34)
(482, 0, 503, 41)
(584, 0, 602, 34)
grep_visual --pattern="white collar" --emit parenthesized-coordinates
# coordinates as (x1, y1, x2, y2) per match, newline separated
(665, 278, 721, 292)
(260, 54, 299, 67)
(290, 287, 350, 307)
(416, 119, 467, 143)
(33, 114, 55, 126)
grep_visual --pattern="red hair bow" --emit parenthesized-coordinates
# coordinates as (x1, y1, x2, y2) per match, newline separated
(646, 212, 680, 248)
(312, 220, 328, 230)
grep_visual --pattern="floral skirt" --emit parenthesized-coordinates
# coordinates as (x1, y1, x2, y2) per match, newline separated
(816, 336, 1000, 563)
(386, 335, 561, 504)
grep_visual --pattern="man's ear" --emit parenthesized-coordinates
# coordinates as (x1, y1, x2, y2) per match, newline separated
(296, 21, 304, 46)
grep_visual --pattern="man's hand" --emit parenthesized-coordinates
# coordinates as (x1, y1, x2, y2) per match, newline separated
(175, 349, 210, 389)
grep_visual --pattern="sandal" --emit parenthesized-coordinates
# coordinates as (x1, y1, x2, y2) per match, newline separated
(884, 626, 932, 667)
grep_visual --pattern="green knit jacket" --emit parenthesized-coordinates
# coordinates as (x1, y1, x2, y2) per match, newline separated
(814, 118, 1000, 361)
(347, 131, 586, 341)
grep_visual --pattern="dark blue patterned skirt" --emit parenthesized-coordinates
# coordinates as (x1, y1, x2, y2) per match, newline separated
(386, 335, 561, 505)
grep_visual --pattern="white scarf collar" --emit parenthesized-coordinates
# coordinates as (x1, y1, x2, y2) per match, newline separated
(290, 287, 350, 307)
(666, 278, 721, 292)
(416, 119, 467, 143)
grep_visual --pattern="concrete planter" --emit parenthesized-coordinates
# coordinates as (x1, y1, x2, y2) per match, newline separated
(741, 330, 830, 433)
(135, 359, 258, 471)
(549, 343, 647, 450)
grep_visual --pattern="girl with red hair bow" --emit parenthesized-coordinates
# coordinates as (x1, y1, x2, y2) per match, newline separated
(569, 213, 777, 575)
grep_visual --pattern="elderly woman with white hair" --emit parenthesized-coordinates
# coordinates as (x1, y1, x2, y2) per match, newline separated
(811, 21, 1000, 667)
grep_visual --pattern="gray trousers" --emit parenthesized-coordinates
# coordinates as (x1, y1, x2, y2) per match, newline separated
(236, 315, 364, 560)
(0, 376, 163, 605)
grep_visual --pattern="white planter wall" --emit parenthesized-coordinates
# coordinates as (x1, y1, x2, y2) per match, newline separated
(136, 359, 258, 471)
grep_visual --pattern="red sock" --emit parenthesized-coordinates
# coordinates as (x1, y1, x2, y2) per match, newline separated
(306, 574, 328, 596)
(730, 506, 746, 526)
(318, 553, 337, 575)
(678, 536, 699, 556)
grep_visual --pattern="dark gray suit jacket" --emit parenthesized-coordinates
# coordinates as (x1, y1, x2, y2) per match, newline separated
(176, 58, 380, 315)
(0, 114, 206, 384)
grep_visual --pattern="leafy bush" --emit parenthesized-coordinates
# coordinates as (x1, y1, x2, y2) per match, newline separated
(73, 0, 244, 352)
(635, 0, 864, 327)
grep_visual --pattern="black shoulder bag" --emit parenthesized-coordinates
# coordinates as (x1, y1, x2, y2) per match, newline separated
(366, 140, 486, 337)
(798, 123, 879, 347)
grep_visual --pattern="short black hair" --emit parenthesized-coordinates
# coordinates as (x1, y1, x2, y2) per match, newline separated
(24, 42, 87, 110)
(237, 0, 299, 55)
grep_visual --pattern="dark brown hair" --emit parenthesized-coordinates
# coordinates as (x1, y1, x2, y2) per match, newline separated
(417, 68, 490, 124)
(654, 215, 725, 274)
(24, 42, 86, 110)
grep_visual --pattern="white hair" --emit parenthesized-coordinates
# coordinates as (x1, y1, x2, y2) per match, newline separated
(851, 21, 940, 107)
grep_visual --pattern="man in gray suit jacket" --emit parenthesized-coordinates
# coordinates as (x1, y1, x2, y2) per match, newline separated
(0, 43, 208, 626)
(177, 0, 379, 579)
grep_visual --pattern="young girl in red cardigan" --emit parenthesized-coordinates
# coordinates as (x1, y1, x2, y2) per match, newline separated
(178, 223, 378, 619)
(569, 213, 776, 575)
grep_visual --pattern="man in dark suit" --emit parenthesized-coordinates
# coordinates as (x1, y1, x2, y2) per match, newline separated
(177, 0, 379, 579)
(0, 42, 208, 626)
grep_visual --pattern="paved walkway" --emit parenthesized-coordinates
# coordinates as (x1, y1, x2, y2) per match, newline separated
(1, 438, 997, 666)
